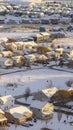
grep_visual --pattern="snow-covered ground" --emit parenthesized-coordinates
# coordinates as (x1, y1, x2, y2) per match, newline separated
(0, 67, 73, 130)
(0, 68, 73, 96)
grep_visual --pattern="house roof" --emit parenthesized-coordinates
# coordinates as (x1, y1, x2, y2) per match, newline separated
(0, 95, 14, 104)
(42, 87, 58, 98)
(8, 106, 32, 116)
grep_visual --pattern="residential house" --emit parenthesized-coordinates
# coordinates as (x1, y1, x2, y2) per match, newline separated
(50, 31, 65, 39)
(8, 43, 17, 51)
(52, 38, 73, 48)
(21, 18, 30, 24)
(13, 50, 24, 56)
(23, 41, 37, 48)
(60, 17, 71, 24)
(25, 54, 36, 64)
(1, 51, 13, 57)
(50, 15, 60, 24)
(30, 101, 54, 119)
(36, 54, 48, 63)
(40, 32, 50, 41)
(12, 56, 25, 67)
(5, 106, 32, 124)
(41, 17, 50, 24)
(0, 57, 13, 68)
(32, 34, 43, 42)
(0, 95, 15, 111)
(33, 87, 58, 101)
(14, 42, 24, 50)
(31, 18, 40, 24)
(6, 19, 19, 24)
(39, 26, 49, 32)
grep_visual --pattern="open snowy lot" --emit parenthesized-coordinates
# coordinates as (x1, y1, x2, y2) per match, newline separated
(0, 68, 73, 96)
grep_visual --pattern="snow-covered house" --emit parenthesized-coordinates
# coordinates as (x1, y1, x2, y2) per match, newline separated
(30, 101, 54, 119)
(39, 25, 49, 32)
(50, 31, 65, 39)
(36, 54, 48, 63)
(5, 106, 32, 124)
(41, 17, 50, 24)
(60, 17, 71, 24)
(25, 54, 36, 64)
(51, 26, 64, 32)
(24, 41, 37, 48)
(14, 42, 24, 50)
(33, 87, 58, 101)
(40, 32, 50, 41)
(0, 95, 15, 111)
(12, 56, 25, 67)
(50, 15, 60, 24)
(21, 18, 31, 24)
(0, 57, 13, 68)
(32, 34, 43, 42)
(8, 43, 17, 51)
(31, 18, 40, 24)
(53, 38, 73, 48)
(1, 51, 13, 57)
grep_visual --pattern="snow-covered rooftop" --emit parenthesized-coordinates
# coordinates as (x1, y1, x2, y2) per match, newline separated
(42, 87, 58, 98)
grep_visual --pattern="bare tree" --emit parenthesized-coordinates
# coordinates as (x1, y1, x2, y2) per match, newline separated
(25, 87, 31, 102)
(46, 80, 53, 88)
(66, 79, 73, 87)
(57, 109, 62, 122)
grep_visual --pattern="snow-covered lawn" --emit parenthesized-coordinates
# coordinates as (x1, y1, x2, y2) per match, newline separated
(0, 68, 73, 96)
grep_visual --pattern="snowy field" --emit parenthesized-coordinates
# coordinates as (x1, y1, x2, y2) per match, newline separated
(0, 68, 73, 96)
